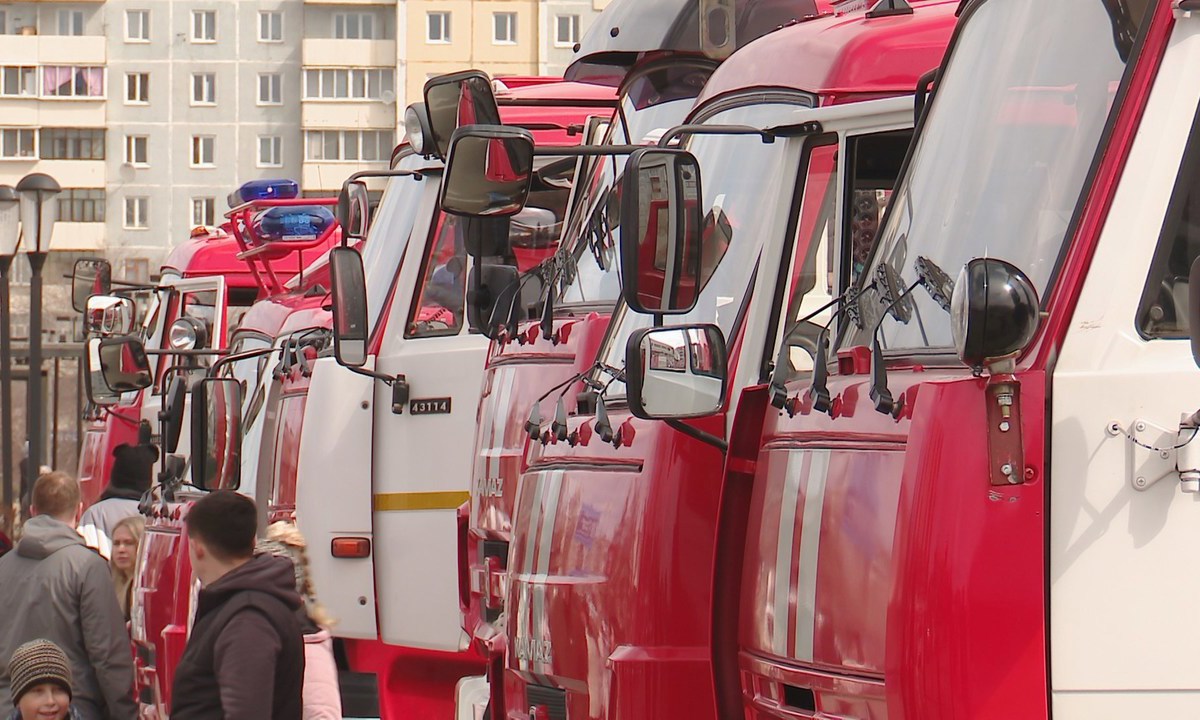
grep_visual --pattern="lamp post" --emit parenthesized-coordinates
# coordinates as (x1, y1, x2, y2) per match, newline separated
(16, 173, 59, 493)
(0, 186, 17, 522)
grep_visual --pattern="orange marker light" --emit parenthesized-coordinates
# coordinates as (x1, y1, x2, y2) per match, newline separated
(330, 537, 371, 558)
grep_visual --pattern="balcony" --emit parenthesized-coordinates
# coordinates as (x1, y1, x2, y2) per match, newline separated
(302, 161, 388, 192)
(302, 38, 396, 68)
(49, 222, 105, 252)
(0, 35, 107, 66)
(304, 0, 395, 4)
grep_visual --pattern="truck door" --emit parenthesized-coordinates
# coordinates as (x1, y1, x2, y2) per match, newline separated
(372, 207, 490, 652)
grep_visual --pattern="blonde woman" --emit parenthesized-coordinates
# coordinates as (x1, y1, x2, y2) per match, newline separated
(108, 515, 144, 622)
(256, 522, 341, 720)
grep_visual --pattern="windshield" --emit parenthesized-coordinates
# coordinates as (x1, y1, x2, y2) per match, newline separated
(844, 0, 1150, 352)
(550, 61, 714, 309)
(596, 100, 811, 399)
(363, 152, 436, 334)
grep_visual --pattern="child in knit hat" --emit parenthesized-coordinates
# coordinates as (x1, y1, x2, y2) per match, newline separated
(6, 639, 82, 720)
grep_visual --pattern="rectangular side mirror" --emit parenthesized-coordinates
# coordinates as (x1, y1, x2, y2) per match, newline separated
(1190, 257, 1200, 368)
(424, 70, 502, 159)
(338, 180, 371, 242)
(73, 258, 112, 313)
(441, 126, 536, 218)
(85, 295, 136, 336)
(83, 338, 121, 407)
(96, 335, 153, 394)
(620, 148, 704, 315)
(329, 246, 369, 367)
(191, 377, 243, 491)
(625, 324, 728, 419)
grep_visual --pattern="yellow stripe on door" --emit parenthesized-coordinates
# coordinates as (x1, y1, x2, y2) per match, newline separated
(372, 491, 470, 512)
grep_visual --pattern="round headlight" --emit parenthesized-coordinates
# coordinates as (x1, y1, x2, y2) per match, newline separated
(169, 317, 208, 351)
(404, 104, 429, 157)
(950, 258, 1040, 368)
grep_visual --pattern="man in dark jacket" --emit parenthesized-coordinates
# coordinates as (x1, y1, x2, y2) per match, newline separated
(0, 472, 136, 720)
(171, 491, 304, 720)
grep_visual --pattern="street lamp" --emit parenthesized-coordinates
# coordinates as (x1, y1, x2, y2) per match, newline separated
(0, 186, 17, 521)
(16, 173, 60, 494)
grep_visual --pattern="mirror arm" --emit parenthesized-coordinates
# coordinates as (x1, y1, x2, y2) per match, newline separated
(144, 348, 232, 358)
(665, 418, 728, 453)
(210, 346, 278, 375)
(532, 145, 642, 158)
(657, 124, 778, 148)
(347, 364, 396, 386)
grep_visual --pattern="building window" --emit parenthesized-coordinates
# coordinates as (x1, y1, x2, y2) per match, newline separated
(0, 129, 35, 159)
(59, 189, 105, 223)
(57, 10, 84, 37)
(192, 10, 216, 42)
(303, 68, 394, 101)
(257, 73, 282, 105)
(1, 67, 37, 97)
(124, 197, 149, 229)
(0, 11, 7, 35)
(126, 10, 149, 42)
(43, 67, 104, 98)
(258, 136, 282, 168)
(125, 72, 149, 104)
(305, 130, 393, 162)
(191, 197, 216, 227)
(122, 257, 150, 283)
(493, 13, 517, 44)
(427, 12, 450, 43)
(258, 11, 282, 42)
(333, 12, 376, 40)
(191, 73, 215, 105)
(191, 136, 214, 167)
(40, 128, 105, 160)
(124, 135, 148, 166)
(555, 14, 579, 46)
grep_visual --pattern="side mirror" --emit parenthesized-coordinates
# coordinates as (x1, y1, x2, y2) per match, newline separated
(84, 295, 136, 336)
(162, 376, 187, 455)
(424, 70, 501, 159)
(1190, 257, 1200, 367)
(625, 324, 728, 419)
(620, 148, 704, 315)
(441, 126, 536, 218)
(190, 377, 243, 491)
(73, 259, 112, 313)
(463, 216, 512, 259)
(329, 246, 369, 367)
(467, 264, 520, 340)
(338, 180, 371, 242)
(97, 335, 153, 394)
(83, 338, 121, 406)
(951, 258, 1040, 369)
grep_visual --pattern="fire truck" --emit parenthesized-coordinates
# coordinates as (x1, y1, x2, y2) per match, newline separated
(87, 185, 341, 719)
(75, 226, 263, 506)
(472, 2, 956, 718)
(632, 0, 1200, 717)
(460, 1, 837, 716)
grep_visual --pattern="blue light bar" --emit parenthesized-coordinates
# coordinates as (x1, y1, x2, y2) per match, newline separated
(249, 206, 336, 242)
(227, 179, 300, 208)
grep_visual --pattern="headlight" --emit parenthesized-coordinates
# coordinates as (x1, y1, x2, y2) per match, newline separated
(169, 317, 208, 351)
(405, 104, 430, 157)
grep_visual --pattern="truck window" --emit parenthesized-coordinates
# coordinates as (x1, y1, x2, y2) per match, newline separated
(407, 213, 467, 338)
(1138, 114, 1200, 339)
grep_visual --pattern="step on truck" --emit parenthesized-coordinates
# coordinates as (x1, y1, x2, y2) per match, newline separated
(470, 2, 959, 718)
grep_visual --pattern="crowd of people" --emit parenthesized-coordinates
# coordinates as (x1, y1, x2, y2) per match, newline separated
(0, 446, 340, 720)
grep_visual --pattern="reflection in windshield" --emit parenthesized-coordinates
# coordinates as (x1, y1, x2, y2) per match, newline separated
(844, 0, 1149, 352)
(598, 101, 812, 398)
(363, 153, 437, 335)
(551, 63, 714, 308)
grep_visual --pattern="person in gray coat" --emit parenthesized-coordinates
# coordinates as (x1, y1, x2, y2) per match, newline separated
(0, 473, 136, 720)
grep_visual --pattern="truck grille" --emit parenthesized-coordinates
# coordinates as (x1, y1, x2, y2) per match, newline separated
(525, 684, 567, 720)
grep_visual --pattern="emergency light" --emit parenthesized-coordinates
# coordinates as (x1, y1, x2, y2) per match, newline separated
(227, 178, 300, 208)
(249, 206, 336, 242)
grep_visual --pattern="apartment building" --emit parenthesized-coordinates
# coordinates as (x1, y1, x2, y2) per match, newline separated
(0, 0, 607, 266)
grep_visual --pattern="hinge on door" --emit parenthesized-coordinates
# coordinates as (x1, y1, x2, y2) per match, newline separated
(1107, 413, 1200, 491)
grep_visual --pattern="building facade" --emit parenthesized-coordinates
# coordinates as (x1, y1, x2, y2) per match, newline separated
(0, 0, 608, 274)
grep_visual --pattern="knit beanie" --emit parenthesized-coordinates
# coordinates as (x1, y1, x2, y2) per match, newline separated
(8, 639, 72, 705)
(109, 443, 158, 493)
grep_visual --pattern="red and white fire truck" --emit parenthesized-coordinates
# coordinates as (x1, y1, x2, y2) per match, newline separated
(486, 2, 957, 718)
(631, 0, 1200, 717)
